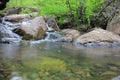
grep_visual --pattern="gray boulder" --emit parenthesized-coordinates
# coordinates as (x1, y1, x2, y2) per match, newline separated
(75, 28, 120, 47)
(60, 29, 80, 43)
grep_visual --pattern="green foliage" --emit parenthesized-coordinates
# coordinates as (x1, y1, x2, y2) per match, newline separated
(37, 0, 67, 15)
(82, 0, 105, 23)
(7, 0, 39, 7)
(20, 8, 33, 14)
(6, 0, 105, 25)
(6, 0, 68, 15)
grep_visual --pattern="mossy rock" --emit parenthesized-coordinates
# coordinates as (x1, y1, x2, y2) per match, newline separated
(109, 66, 119, 71)
(101, 71, 117, 76)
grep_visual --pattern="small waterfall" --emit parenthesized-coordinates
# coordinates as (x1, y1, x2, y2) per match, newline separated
(46, 23, 54, 31)
(2, 17, 21, 30)
(45, 23, 61, 41)
(44, 32, 61, 41)
(0, 18, 21, 43)
(0, 17, 61, 44)
(29, 24, 61, 44)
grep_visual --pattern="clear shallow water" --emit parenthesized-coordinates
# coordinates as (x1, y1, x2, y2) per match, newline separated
(0, 42, 120, 80)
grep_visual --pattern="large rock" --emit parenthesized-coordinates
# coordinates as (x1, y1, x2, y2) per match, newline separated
(60, 29, 80, 43)
(5, 12, 39, 22)
(107, 9, 120, 35)
(75, 28, 120, 47)
(13, 16, 47, 40)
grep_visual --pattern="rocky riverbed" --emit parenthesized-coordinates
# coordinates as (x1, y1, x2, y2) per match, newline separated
(0, 42, 120, 80)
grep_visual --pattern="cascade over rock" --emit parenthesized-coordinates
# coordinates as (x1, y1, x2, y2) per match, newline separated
(44, 16, 60, 31)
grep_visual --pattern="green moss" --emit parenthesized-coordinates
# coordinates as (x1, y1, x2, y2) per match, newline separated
(23, 57, 66, 72)
(23, 34, 33, 40)
(40, 57, 66, 72)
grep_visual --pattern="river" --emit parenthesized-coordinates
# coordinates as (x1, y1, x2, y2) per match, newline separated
(0, 42, 120, 80)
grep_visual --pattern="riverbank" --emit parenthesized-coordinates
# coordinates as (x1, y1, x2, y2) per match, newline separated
(0, 11, 120, 48)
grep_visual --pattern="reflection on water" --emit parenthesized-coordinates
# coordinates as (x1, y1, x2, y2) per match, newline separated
(0, 42, 120, 80)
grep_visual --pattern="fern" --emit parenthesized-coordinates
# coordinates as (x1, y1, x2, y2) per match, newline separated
(83, 0, 105, 23)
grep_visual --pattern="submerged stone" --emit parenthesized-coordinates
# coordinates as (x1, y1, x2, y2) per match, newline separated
(10, 76, 23, 80)
(102, 71, 117, 76)
(112, 76, 120, 80)
(109, 66, 118, 71)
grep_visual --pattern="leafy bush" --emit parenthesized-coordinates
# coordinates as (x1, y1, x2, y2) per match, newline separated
(6, 0, 105, 24)
(82, 0, 105, 23)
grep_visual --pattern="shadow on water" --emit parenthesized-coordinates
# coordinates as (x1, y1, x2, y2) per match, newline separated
(0, 42, 120, 80)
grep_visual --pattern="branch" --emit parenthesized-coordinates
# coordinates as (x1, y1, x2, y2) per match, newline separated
(98, 0, 117, 15)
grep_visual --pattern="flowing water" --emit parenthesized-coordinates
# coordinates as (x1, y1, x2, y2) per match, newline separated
(0, 17, 21, 43)
(0, 42, 120, 80)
